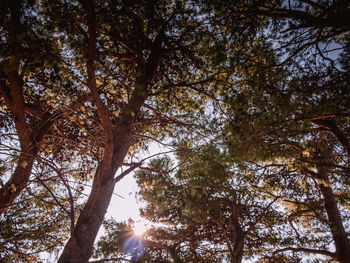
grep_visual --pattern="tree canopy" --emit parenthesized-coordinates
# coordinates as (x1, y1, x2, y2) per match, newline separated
(0, 0, 350, 262)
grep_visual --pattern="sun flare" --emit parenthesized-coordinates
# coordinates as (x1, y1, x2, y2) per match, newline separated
(133, 222, 147, 236)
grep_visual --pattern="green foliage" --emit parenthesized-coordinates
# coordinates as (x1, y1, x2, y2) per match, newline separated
(0, 187, 71, 262)
(1, 0, 350, 262)
(124, 145, 286, 262)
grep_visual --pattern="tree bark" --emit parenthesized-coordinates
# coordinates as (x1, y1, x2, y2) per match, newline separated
(230, 252, 243, 263)
(314, 119, 350, 160)
(57, 2, 118, 259)
(0, 1, 36, 214)
(230, 231, 244, 263)
(316, 135, 350, 263)
(58, 115, 144, 262)
(318, 177, 350, 263)
(0, 74, 53, 213)
(58, 85, 148, 261)
(57, 161, 117, 262)
(0, 150, 35, 213)
(229, 198, 244, 263)
(0, 70, 38, 214)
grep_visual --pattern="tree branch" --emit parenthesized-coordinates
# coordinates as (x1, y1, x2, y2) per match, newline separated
(89, 257, 131, 263)
(272, 246, 335, 258)
(80, 0, 113, 132)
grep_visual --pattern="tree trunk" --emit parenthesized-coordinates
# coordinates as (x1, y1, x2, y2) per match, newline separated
(58, 121, 141, 263)
(231, 244, 244, 263)
(319, 182, 350, 263)
(57, 164, 116, 262)
(230, 254, 242, 263)
(316, 134, 350, 263)
(0, 1, 36, 214)
(229, 234, 244, 263)
(0, 150, 35, 213)
(58, 124, 135, 262)
(58, 0, 159, 259)
(229, 201, 244, 263)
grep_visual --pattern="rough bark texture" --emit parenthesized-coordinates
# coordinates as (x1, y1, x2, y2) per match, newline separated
(319, 183, 350, 263)
(231, 242, 243, 263)
(58, 2, 118, 260)
(57, 161, 117, 263)
(230, 226, 244, 263)
(316, 135, 350, 263)
(58, 98, 146, 263)
(0, 151, 35, 213)
(58, 2, 142, 262)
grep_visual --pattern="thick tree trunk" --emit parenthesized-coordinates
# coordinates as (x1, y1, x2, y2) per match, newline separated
(58, 124, 133, 262)
(57, 1, 118, 260)
(57, 164, 116, 263)
(319, 182, 350, 263)
(0, 150, 35, 213)
(229, 232, 244, 263)
(58, 0, 159, 260)
(316, 135, 350, 263)
(0, 1, 36, 214)
(230, 254, 242, 263)
(231, 244, 244, 263)
(58, 123, 139, 262)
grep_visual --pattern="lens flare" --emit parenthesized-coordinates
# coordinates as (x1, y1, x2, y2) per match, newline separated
(123, 235, 145, 261)
(133, 222, 147, 236)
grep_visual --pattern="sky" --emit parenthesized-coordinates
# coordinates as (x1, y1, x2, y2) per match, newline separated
(106, 142, 170, 223)
(107, 172, 143, 222)
(101, 142, 171, 242)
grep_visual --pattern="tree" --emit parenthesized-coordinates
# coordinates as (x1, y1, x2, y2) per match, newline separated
(0, 0, 94, 216)
(228, 0, 350, 66)
(2, 0, 236, 260)
(39, 0, 230, 261)
(2, 0, 349, 262)
(0, 0, 58, 213)
(222, 33, 350, 263)
(95, 144, 289, 263)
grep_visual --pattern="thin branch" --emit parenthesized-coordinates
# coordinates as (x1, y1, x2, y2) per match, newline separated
(80, 0, 113, 131)
(114, 162, 142, 183)
(243, 196, 279, 238)
(300, 0, 327, 11)
(115, 150, 176, 182)
(272, 246, 335, 258)
(89, 258, 131, 263)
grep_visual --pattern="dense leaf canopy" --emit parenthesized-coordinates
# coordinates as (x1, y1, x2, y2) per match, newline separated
(0, 0, 350, 262)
